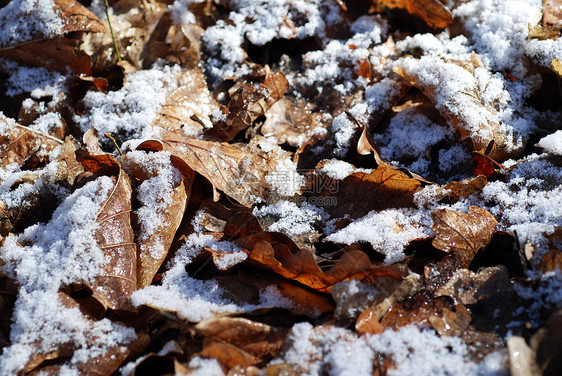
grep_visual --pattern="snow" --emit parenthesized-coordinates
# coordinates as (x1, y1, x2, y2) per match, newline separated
(75, 64, 183, 139)
(537, 130, 562, 155)
(320, 159, 357, 180)
(327, 209, 431, 264)
(0, 0, 65, 48)
(272, 323, 500, 376)
(123, 150, 182, 259)
(253, 200, 325, 237)
(2, 60, 67, 98)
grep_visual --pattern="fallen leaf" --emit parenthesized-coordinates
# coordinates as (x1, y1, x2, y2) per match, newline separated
(0, 37, 92, 74)
(136, 136, 270, 207)
(123, 153, 195, 289)
(370, 0, 452, 29)
(235, 233, 406, 293)
(151, 68, 222, 136)
(0, 114, 62, 169)
(88, 167, 137, 312)
(431, 206, 498, 268)
(394, 54, 524, 161)
(319, 163, 422, 219)
(199, 342, 257, 370)
(195, 317, 288, 360)
(0, 0, 104, 50)
(206, 65, 289, 141)
(261, 97, 327, 147)
(543, 0, 562, 26)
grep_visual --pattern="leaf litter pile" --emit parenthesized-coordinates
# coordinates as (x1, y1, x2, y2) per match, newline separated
(1, 0, 562, 374)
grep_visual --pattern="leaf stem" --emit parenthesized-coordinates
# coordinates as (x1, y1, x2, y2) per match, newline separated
(104, 0, 122, 63)
(104, 133, 123, 156)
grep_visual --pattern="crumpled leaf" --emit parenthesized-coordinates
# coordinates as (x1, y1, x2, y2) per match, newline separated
(83, 165, 137, 312)
(0, 114, 63, 169)
(261, 97, 327, 147)
(319, 162, 422, 219)
(206, 65, 289, 141)
(136, 136, 270, 207)
(370, 0, 452, 29)
(235, 233, 407, 293)
(150, 68, 222, 136)
(431, 206, 498, 268)
(543, 0, 562, 27)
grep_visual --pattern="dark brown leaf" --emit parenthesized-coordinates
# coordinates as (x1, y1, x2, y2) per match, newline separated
(431, 206, 498, 268)
(0, 37, 92, 74)
(56, 0, 105, 34)
(195, 317, 288, 360)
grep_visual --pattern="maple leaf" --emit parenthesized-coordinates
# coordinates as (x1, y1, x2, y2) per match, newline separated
(431, 206, 498, 268)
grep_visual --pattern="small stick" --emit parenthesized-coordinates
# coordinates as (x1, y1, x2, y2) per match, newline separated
(15, 124, 64, 144)
(104, 133, 123, 156)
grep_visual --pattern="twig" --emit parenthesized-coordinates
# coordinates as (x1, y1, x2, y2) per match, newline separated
(104, 0, 122, 63)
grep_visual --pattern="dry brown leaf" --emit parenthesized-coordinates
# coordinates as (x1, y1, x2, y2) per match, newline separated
(371, 0, 452, 29)
(0, 114, 62, 170)
(431, 206, 498, 268)
(199, 342, 257, 370)
(136, 136, 270, 207)
(150, 68, 222, 135)
(81, 0, 167, 72)
(195, 317, 288, 360)
(56, 0, 105, 34)
(235, 233, 406, 293)
(0, 36, 92, 74)
(261, 97, 327, 147)
(543, 0, 562, 26)
(88, 167, 137, 312)
(320, 163, 422, 219)
(236, 270, 336, 317)
(207, 66, 289, 141)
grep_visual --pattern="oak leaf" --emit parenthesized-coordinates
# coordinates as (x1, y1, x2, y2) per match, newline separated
(431, 206, 498, 268)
